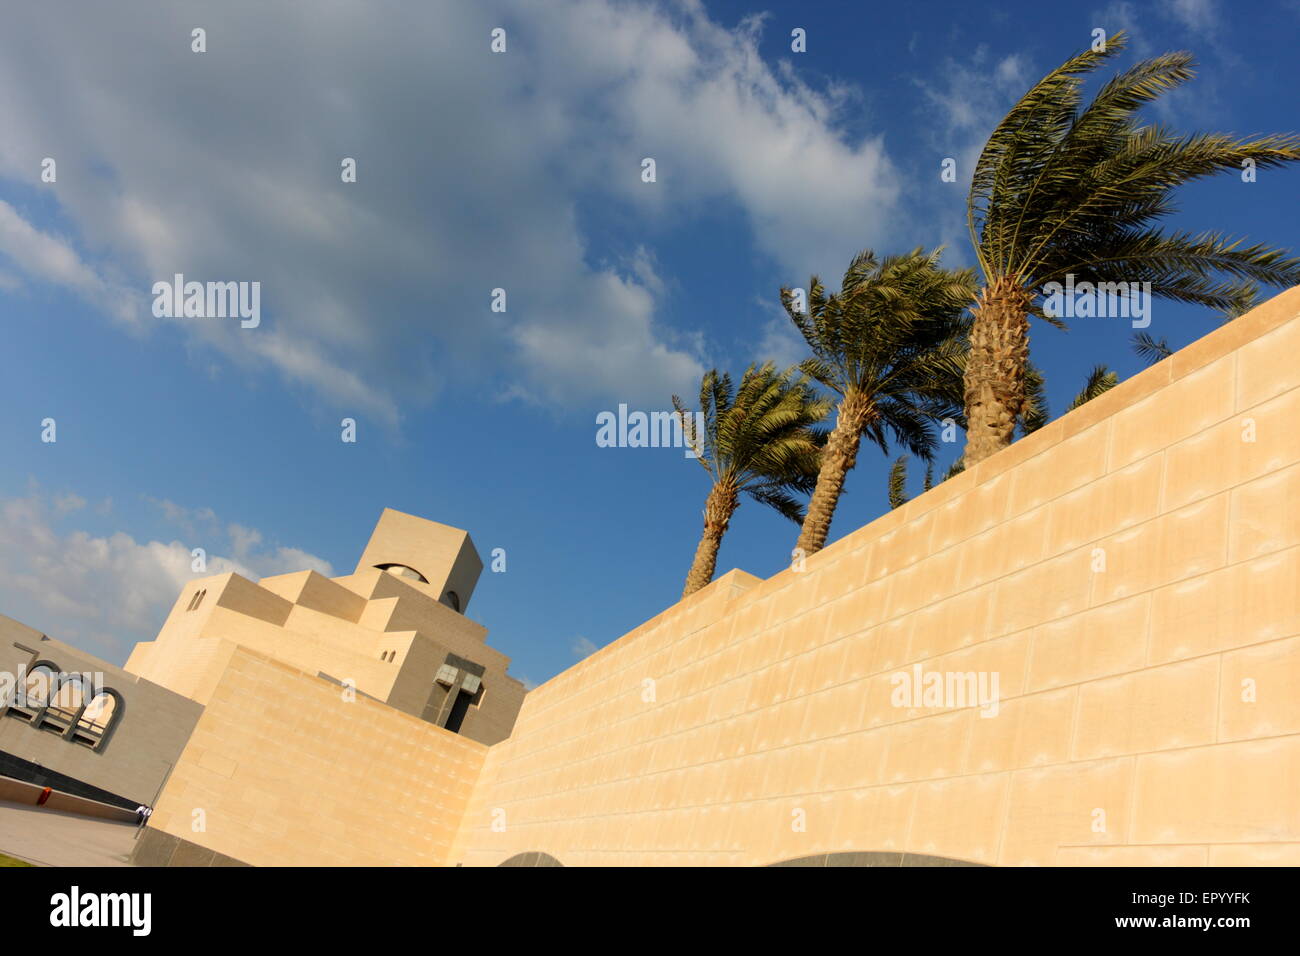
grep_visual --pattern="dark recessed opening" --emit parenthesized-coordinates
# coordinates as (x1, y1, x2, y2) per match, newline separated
(374, 563, 429, 584)
(444, 688, 473, 734)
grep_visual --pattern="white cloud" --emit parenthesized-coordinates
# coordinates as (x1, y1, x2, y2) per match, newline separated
(0, 489, 332, 662)
(0, 200, 140, 324)
(912, 47, 1032, 256)
(225, 523, 332, 579)
(525, 2, 900, 281)
(571, 636, 600, 660)
(1090, 0, 1228, 120)
(917, 48, 1031, 177)
(0, 0, 900, 420)
(749, 302, 809, 372)
(1096, 1, 1156, 58)
(53, 493, 86, 515)
(509, 267, 705, 407)
(1164, 0, 1219, 31)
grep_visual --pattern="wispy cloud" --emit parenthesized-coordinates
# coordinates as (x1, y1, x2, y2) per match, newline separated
(912, 46, 1033, 256)
(0, 200, 140, 325)
(749, 300, 809, 372)
(1163, 0, 1219, 32)
(0, 487, 332, 661)
(0, 0, 901, 424)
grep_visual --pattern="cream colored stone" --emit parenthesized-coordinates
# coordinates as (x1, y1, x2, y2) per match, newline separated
(1000, 759, 1134, 865)
(1056, 845, 1208, 866)
(1219, 635, 1300, 741)
(1073, 657, 1219, 760)
(1133, 737, 1300, 845)
(909, 773, 1010, 865)
(1230, 462, 1300, 563)
(1108, 355, 1235, 471)
(1026, 595, 1149, 692)
(1209, 843, 1300, 865)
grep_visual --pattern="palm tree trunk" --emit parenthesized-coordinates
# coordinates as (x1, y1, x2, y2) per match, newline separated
(682, 480, 739, 598)
(795, 390, 871, 557)
(962, 277, 1032, 467)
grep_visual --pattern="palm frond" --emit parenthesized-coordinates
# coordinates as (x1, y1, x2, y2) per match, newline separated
(1131, 331, 1173, 365)
(968, 31, 1300, 317)
(1019, 363, 1050, 435)
(674, 362, 830, 522)
(888, 455, 909, 510)
(1065, 365, 1119, 411)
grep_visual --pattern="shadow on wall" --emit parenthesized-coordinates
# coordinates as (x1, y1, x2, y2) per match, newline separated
(495, 851, 985, 867)
(497, 852, 564, 867)
(769, 851, 986, 867)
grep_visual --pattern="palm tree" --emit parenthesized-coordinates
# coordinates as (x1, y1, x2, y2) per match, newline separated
(1132, 331, 1173, 365)
(674, 363, 829, 598)
(963, 31, 1300, 467)
(888, 455, 910, 510)
(1066, 365, 1119, 411)
(780, 248, 975, 556)
(1019, 364, 1050, 435)
(935, 362, 1116, 491)
(1130, 281, 1258, 365)
(1020, 364, 1119, 435)
(887, 455, 934, 510)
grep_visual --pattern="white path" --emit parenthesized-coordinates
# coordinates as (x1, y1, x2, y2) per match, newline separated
(0, 799, 137, 867)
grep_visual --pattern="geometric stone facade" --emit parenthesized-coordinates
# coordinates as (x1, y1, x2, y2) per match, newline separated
(140, 647, 485, 866)
(0, 613, 202, 810)
(126, 509, 525, 746)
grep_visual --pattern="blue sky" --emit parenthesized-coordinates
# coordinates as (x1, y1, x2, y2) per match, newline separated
(0, 0, 1296, 688)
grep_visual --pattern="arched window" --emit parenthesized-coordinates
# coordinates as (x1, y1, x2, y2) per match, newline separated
(21, 666, 56, 708)
(2, 664, 122, 750)
(4, 663, 57, 724)
(40, 674, 87, 735)
(442, 591, 461, 613)
(72, 690, 121, 749)
(187, 589, 207, 611)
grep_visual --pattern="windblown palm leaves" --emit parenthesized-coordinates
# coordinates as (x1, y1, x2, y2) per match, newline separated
(887, 455, 934, 511)
(1021, 363, 1119, 435)
(780, 247, 975, 556)
(1065, 365, 1119, 412)
(1132, 330, 1173, 365)
(963, 31, 1300, 466)
(1019, 364, 1050, 435)
(674, 363, 830, 598)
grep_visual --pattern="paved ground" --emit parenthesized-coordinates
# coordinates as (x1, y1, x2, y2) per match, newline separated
(0, 799, 138, 867)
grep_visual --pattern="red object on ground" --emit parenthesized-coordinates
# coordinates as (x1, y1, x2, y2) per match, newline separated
(36, 787, 52, 806)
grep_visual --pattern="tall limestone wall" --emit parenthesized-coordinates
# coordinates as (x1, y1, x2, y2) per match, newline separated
(146, 646, 485, 866)
(451, 286, 1300, 866)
